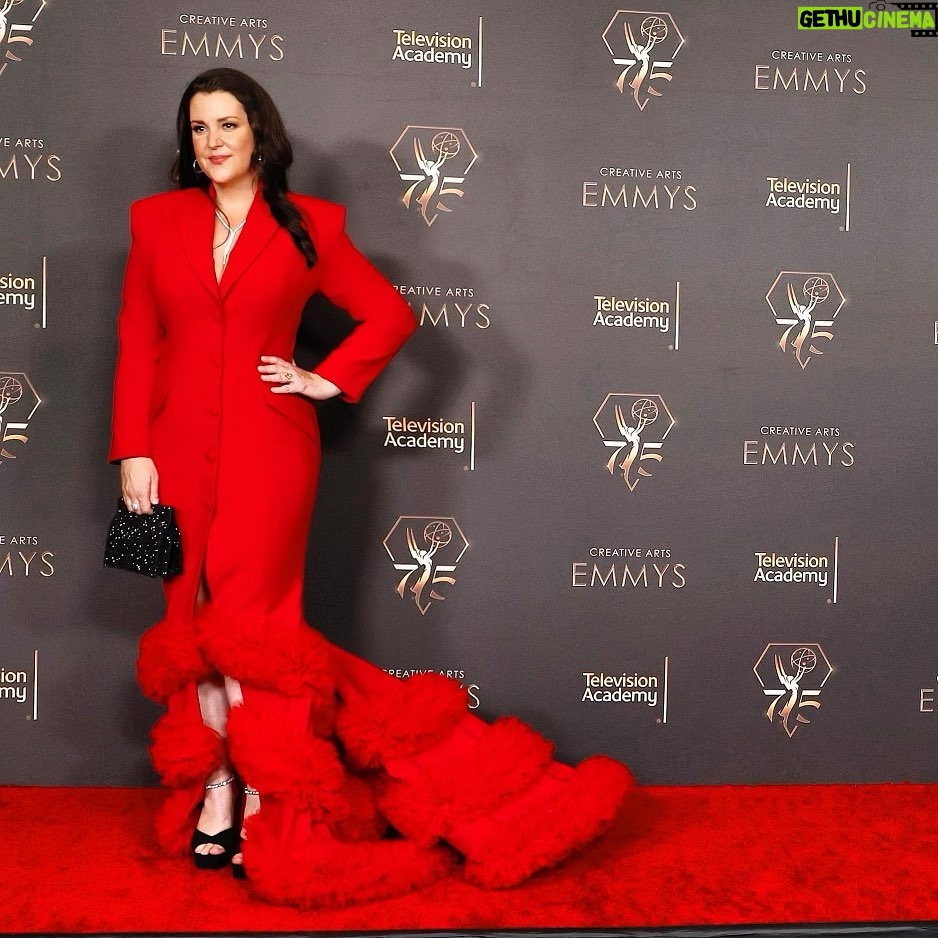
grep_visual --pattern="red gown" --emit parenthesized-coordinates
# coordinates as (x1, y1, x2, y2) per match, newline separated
(110, 185, 633, 908)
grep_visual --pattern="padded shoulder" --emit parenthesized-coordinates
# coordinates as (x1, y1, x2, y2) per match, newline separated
(129, 188, 202, 234)
(288, 192, 347, 256)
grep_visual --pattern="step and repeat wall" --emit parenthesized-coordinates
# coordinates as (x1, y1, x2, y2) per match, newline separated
(1, 0, 936, 786)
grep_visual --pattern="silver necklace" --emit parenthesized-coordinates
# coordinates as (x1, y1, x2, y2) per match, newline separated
(214, 209, 246, 269)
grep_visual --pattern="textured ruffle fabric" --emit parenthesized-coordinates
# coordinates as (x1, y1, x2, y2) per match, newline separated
(149, 691, 226, 855)
(374, 716, 557, 847)
(335, 671, 470, 769)
(243, 818, 458, 910)
(227, 702, 348, 822)
(139, 602, 634, 906)
(337, 693, 636, 889)
(194, 605, 335, 706)
(137, 614, 210, 704)
(454, 756, 635, 888)
(150, 706, 225, 787)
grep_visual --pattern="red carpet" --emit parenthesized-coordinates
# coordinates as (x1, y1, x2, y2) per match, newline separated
(3, 783, 938, 933)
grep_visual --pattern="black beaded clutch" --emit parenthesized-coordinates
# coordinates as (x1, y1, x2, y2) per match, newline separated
(103, 500, 183, 578)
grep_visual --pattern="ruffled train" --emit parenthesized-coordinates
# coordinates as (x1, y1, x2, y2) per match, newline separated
(137, 605, 635, 908)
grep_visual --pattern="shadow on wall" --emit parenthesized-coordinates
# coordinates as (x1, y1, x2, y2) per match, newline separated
(294, 137, 471, 655)
(291, 137, 527, 659)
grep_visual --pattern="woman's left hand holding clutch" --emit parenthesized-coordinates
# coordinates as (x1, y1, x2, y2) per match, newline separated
(121, 456, 160, 515)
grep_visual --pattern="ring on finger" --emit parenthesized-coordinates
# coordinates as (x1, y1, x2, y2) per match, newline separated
(131, 501, 140, 510)
(282, 372, 293, 382)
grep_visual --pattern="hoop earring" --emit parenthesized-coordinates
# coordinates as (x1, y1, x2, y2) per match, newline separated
(192, 159, 204, 174)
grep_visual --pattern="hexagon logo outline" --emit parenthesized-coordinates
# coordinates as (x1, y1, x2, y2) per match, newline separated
(593, 393, 675, 491)
(0, 371, 41, 465)
(602, 11, 685, 110)
(766, 271, 847, 370)
(390, 126, 479, 226)
(383, 515, 469, 615)
(753, 643, 834, 738)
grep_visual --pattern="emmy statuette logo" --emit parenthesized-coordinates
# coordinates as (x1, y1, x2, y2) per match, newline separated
(0, 0, 45, 78)
(753, 644, 833, 738)
(384, 516, 469, 614)
(593, 393, 675, 490)
(602, 10, 685, 110)
(0, 372, 40, 465)
(390, 126, 478, 226)
(766, 271, 846, 369)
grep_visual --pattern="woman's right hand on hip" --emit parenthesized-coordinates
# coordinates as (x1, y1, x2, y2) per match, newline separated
(120, 457, 159, 514)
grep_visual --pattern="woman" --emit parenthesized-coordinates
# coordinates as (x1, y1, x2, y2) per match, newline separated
(111, 67, 632, 908)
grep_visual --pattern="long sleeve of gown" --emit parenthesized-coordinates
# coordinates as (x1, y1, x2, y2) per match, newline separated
(311, 208, 417, 403)
(108, 201, 164, 463)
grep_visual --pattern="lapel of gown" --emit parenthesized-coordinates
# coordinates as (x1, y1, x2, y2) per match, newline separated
(176, 187, 219, 300)
(218, 188, 280, 300)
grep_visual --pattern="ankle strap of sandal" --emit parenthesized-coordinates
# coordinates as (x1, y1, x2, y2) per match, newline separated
(243, 785, 260, 796)
(204, 775, 235, 790)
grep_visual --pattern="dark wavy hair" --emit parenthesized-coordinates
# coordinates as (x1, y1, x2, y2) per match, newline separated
(171, 68, 316, 267)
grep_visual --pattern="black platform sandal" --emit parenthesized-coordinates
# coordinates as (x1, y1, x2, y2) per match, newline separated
(231, 785, 259, 880)
(191, 775, 240, 870)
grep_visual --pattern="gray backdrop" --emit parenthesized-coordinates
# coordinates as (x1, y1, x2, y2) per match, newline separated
(1, 0, 936, 786)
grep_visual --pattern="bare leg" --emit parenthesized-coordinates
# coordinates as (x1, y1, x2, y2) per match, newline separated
(225, 675, 260, 872)
(191, 574, 261, 866)
(193, 578, 236, 857)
